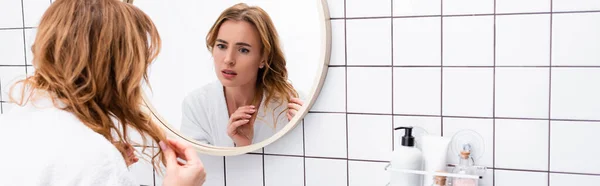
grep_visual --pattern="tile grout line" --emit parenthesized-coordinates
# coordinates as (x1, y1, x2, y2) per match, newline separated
(390, 0, 395, 153)
(339, 65, 600, 68)
(548, 0, 554, 185)
(20, 0, 28, 75)
(493, 0, 497, 185)
(330, 10, 600, 20)
(344, 0, 349, 185)
(303, 119, 306, 186)
(440, 0, 444, 137)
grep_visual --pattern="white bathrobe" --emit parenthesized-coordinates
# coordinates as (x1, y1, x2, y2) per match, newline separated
(0, 94, 138, 186)
(181, 81, 292, 147)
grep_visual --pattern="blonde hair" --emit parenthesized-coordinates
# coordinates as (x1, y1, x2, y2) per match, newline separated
(10, 0, 166, 171)
(206, 3, 298, 127)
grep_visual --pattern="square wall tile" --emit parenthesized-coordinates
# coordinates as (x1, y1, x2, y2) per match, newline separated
(553, 0, 600, 11)
(129, 147, 155, 186)
(23, 0, 51, 27)
(304, 113, 347, 158)
(0, 29, 26, 66)
(329, 20, 345, 66)
(443, 0, 494, 15)
(552, 13, 600, 66)
(443, 16, 494, 66)
(197, 154, 225, 186)
(551, 68, 600, 120)
(496, 14, 551, 66)
(496, 0, 550, 13)
(443, 118, 494, 167)
(264, 121, 304, 156)
(550, 173, 600, 186)
(225, 154, 263, 186)
(347, 67, 392, 114)
(442, 68, 493, 117)
(24, 28, 36, 65)
(495, 119, 548, 171)
(393, 17, 441, 66)
(327, 0, 345, 18)
(495, 68, 549, 119)
(551, 121, 600, 174)
(346, 19, 391, 66)
(0, 67, 27, 102)
(306, 158, 347, 186)
(346, 0, 391, 18)
(264, 156, 304, 186)
(394, 116, 441, 150)
(0, 0, 23, 28)
(348, 114, 392, 161)
(393, 67, 441, 115)
(348, 161, 388, 186)
(311, 67, 345, 112)
(394, 0, 441, 16)
(495, 170, 548, 186)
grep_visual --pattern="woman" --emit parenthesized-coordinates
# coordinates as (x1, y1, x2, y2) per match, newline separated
(181, 3, 304, 147)
(0, 0, 205, 185)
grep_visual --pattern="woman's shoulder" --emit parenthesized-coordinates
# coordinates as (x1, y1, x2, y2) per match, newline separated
(184, 81, 222, 102)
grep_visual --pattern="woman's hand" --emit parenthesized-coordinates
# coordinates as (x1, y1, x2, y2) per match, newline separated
(161, 138, 206, 186)
(287, 98, 304, 121)
(227, 105, 256, 147)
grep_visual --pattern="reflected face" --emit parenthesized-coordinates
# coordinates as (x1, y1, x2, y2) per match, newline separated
(212, 20, 264, 87)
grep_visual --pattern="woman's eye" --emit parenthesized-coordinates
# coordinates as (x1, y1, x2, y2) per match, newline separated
(216, 44, 226, 49)
(239, 48, 250, 54)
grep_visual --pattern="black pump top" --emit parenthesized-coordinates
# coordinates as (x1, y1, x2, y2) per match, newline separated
(394, 126, 415, 147)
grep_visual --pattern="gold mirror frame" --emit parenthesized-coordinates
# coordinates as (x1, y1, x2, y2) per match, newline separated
(129, 0, 332, 156)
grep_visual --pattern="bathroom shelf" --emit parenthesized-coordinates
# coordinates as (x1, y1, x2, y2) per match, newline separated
(385, 163, 486, 186)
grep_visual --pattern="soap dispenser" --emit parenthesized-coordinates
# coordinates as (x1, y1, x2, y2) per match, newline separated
(390, 127, 423, 186)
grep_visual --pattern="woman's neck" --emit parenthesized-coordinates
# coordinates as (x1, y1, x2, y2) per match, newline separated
(224, 82, 258, 109)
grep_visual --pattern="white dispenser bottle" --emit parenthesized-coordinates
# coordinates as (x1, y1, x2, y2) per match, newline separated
(390, 127, 423, 186)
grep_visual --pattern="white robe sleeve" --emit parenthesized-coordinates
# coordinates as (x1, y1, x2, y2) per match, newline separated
(181, 94, 212, 144)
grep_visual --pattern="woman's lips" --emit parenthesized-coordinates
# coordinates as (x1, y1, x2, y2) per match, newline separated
(222, 69, 237, 79)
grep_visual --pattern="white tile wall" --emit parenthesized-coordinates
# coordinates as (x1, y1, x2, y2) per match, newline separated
(304, 113, 347, 158)
(4, 0, 600, 186)
(550, 173, 600, 186)
(0, 0, 23, 28)
(495, 14, 550, 66)
(552, 13, 600, 66)
(0, 29, 26, 66)
(264, 156, 304, 186)
(347, 114, 392, 161)
(495, 68, 549, 119)
(443, 0, 494, 15)
(496, 0, 550, 13)
(348, 161, 389, 186)
(347, 67, 392, 114)
(346, 19, 391, 66)
(443, 16, 494, 66)
(393, 17, 441, 66)
(550, 121, 600, 174)
(22, 0, 50, 27)
(393, 0, 441, 16)
(346, 0, 390, 18)
(393, 67, 441, 115)
(443, 68, 494, 117)
(305, 158, 347, 186)
(495, 119, 548, 171)
(495, 170, 548, 186)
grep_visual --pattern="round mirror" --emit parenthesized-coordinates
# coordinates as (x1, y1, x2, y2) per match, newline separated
(132, 0, 331, 156)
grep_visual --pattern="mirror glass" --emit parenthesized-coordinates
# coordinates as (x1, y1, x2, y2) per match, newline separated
(133, 0, 330, 149)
